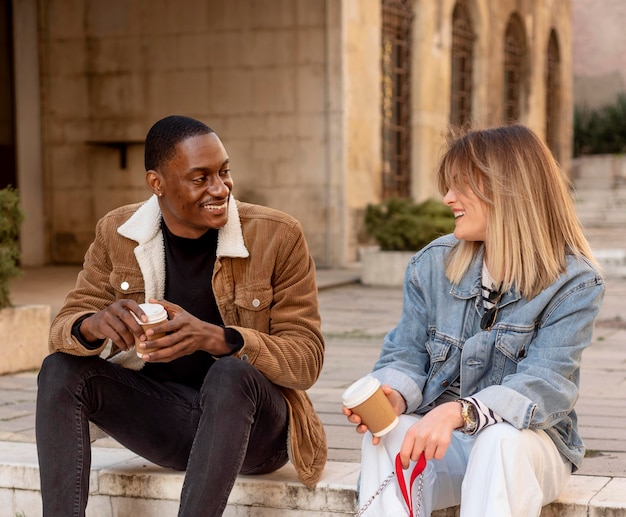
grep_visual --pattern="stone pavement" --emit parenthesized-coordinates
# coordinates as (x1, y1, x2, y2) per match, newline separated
(1, 226, 626, 515)
(315, 246, 626, 478)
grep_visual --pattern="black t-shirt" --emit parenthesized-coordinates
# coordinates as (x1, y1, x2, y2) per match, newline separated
(73, 220, 243, 389)
(140, 221, 221, 389)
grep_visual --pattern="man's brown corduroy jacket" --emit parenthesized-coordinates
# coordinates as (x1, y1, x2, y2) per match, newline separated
(49, 195, 327, 487)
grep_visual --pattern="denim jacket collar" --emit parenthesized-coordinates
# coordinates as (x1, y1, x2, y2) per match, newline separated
(449, 244, 522, 308)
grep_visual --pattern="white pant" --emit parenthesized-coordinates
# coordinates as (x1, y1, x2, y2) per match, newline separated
(358, 414, 571, 517)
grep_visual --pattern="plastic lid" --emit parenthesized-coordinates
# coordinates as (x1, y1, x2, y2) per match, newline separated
(342, 375, 380, 408)
(131, 303, 168, 324)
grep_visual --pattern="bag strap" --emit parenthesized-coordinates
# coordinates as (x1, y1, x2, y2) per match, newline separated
(395, 452, 427, 516)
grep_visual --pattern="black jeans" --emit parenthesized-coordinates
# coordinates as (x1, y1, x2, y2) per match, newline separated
(36, 353, 289, 517)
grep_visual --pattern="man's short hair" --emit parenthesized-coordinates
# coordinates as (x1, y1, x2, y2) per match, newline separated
(144, 115, 214, 171)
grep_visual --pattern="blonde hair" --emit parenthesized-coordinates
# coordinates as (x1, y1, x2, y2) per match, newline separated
(437, 124, 599, 299)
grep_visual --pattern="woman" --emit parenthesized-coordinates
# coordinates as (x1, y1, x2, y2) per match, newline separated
(345, 125, 604, 516)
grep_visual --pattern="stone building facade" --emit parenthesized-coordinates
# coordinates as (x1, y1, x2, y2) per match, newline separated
(5, 0, 571, 268)
(573, 0, 626, 109)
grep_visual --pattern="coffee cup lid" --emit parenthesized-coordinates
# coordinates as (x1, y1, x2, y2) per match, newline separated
(131, 303, 168, 324)
(342, 375, 381, 408)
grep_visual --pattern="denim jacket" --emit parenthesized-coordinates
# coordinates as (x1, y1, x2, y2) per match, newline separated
(371, 234, 605, 470)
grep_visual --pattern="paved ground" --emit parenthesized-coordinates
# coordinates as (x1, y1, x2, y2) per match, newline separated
(1, 225, 625, 481)
(314, 279, 626, 479)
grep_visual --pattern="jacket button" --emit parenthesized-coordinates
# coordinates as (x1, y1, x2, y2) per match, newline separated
(252, 298, 260, 308)
(241, 354, 249, 362)
(120, 281, 129, 291)
(441, 380, 449, 387)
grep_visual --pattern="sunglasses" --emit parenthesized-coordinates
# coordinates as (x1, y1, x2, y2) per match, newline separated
(480, 288, 503, 331)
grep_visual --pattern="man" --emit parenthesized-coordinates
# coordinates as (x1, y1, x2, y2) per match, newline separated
(36, 115, 327, 516)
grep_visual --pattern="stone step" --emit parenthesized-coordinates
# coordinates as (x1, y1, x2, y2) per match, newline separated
(594, 249, 626, 278)
(0, 304, 50, 375)
(571, 155, 626, 184)
(574, 176, 615, 190)
(575, 193, 626, 207)
(1, 441, 625, 516)
(574, 186, 626, 227)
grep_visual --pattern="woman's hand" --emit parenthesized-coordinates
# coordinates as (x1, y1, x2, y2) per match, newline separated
(342, 384, 407, 446)
(398, 401, 464, 468)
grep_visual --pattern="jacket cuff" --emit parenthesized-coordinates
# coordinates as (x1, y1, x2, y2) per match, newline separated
(370, 367, 423, 414)
(212, 327, 244, 358)
(474, 385, 537, 429)
(71, 314, 105, 350)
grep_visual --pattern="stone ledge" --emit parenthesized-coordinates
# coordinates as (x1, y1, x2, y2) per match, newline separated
(0, 304, 50, 375)
(361, 250, 415, 287)
(1, 441, 625, 516)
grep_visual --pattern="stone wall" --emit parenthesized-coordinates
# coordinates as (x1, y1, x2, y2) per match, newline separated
(29, 0, 573, 267)
(410, 0, 573, 202)
(40, 0, 338, 265)
(573, 0, 626, 109)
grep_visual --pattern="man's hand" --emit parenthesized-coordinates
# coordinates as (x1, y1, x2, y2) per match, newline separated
(79, 299, 147, 351)
(135, 298, 232, 362)
(342, 384, 406, 446)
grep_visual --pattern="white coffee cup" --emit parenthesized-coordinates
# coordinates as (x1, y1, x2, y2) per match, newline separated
(131, 303, 168, 355)
(342, 375, 399, 437)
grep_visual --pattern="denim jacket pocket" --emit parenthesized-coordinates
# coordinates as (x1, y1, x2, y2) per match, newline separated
(234, 283, 273, 330)
(426, 330, 454, 378)
(493, 325, 536, 379)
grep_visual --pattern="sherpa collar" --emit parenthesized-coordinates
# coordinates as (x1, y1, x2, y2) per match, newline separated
(118, 193, 249, 258)
(110, 193, 248, 371)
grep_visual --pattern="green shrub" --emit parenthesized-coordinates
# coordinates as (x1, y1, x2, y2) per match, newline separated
(364, 197, 455, 252)
(0, 186, 24, 309)
(574, 93, 626, 156)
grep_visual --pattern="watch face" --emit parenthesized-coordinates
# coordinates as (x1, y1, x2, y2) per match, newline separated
(456, 399, 478, 434)
(467, 402, 477, 422)
(459, 400, 477, 434)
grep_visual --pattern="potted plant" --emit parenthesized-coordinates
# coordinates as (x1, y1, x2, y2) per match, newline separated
(0, 186, 51, 374)
(361, 197, 455, 286)
(0, 186, 24, 308)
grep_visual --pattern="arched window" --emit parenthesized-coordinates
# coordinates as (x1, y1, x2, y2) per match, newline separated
(450, 1, 474, 127)
(503, 14, 526, 123)
(546, 29, 561, 160)
(382, 0, 413, 199)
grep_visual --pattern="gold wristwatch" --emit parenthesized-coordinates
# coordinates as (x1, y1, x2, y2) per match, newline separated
(456, 399, 478, 435)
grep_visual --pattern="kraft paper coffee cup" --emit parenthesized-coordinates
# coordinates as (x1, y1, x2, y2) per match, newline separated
(131, 303, 168, 352)
(342, 375, 399, 437)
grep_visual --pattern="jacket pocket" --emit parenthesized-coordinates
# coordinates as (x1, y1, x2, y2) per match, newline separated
(495, 325, 535, 362)
(110, 268, 145, 301)
(426, 330, 454, 378)
(234, 283, 273, 331)
(492, 325, 535, 380)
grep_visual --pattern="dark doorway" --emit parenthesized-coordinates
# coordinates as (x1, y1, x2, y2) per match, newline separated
(0, 0, 16, 189)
